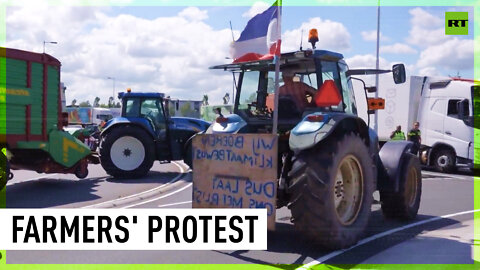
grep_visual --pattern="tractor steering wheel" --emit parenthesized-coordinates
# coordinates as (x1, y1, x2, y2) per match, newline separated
(143, 111, 157, 129)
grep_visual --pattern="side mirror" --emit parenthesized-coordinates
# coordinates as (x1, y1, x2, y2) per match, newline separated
(392, 64, 406, 84)
(456, 99, 469, 120)
(365, 86, 377, 93)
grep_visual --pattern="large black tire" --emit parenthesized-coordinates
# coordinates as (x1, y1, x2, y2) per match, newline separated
(0, 152, 7, 191)
(99, 126, 155, 178)
(381, 153, 422, 220)
(432, 149, 456, 173)
(184, 142, 193, 169)
(287, 133, 375, 249)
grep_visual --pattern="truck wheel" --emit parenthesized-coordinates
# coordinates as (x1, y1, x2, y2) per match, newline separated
(432, 149, 455, 173)
(0, 153, 7, 191)
(287, 133, 375, 249)
(99, 126, 155, 178)
(381, 153, 422, 220)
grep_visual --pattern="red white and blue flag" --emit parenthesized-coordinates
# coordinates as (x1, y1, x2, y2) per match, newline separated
(230, 1, 281, 63)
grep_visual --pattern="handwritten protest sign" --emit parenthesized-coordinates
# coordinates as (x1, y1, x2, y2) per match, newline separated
(192, 134, 278, 230)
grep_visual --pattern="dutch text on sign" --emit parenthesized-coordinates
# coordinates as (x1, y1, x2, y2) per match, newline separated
(0, 209, 267, 250)
(192, 134, 278, 230)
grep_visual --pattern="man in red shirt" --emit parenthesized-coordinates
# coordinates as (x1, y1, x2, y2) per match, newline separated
(278, 71, 317, 112)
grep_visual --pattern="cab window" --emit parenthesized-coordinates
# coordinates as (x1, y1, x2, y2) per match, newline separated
(141, 99, 165, 125)
(339, 62, 357, 115)
(124, 98, 140, 117)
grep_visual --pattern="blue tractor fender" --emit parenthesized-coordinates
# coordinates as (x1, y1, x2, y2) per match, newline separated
(376, 140, 414, 193)
(171, 117, 211, 133)
(101, 117, 156, 139)
(170, 117, 211, 159)
(289, 112, 371, 152)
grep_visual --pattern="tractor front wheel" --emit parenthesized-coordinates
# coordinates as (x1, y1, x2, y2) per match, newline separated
(99, 126, 155, 178)
(381, 153, 422, 220)
(287, 133, 375, 249)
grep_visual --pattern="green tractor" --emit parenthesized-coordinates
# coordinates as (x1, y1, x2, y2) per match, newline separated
(1, 47, 98, 191)
(202, 48, 422, 249)
(0, 148, 11, 190)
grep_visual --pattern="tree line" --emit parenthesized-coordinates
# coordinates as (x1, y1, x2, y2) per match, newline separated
(70, 97, 121, 108)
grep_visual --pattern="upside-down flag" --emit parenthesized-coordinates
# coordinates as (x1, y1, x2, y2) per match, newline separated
(230, 1, 282, 63)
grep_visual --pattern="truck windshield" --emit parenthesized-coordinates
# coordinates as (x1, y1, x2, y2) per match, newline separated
(472, 85, 479, 128)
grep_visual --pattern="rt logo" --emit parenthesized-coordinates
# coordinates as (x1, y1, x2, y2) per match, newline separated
(445, 12, 468, 35)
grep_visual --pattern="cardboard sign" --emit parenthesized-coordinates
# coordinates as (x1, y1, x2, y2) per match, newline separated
(192, 134, 278, 230)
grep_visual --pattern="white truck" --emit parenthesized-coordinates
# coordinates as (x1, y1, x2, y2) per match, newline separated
(362, 75, 477, 172)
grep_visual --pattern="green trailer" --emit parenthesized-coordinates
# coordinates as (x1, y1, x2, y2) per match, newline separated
(0, 47, 97, 190)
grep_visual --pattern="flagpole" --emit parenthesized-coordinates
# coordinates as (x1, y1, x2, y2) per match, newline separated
(272, 1, 281, 134)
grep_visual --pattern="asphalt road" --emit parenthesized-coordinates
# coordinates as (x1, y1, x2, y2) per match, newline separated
(4, 163, 477, 265)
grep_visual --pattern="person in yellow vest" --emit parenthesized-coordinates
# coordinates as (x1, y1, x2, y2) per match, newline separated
(390, 125, 406, 141)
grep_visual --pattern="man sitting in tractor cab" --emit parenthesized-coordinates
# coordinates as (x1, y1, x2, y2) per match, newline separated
(278, 71, 317, 113)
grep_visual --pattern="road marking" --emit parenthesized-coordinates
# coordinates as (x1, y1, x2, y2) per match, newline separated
(422, 171, 469, 180)
(82, 162, 186, 208)
(7, 173, 60, 186)
(423, 177, 475, 181)
(297, 208, 480, 269)
(122, 182, 193, 208)
(158, 200, 192, 208)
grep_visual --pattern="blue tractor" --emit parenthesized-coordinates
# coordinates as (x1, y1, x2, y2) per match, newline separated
(99, 91, 210, 178)
(203, 43, 422, 249)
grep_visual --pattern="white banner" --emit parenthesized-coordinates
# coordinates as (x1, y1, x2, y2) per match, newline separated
(0, 209, 267, 250)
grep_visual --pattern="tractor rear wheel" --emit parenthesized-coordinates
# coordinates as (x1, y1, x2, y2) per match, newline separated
(287, 133, 375, 249)
(99, 126, 155, 178)
(380, 153, 422, 220)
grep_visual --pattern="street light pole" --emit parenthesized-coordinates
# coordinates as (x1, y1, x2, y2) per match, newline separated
(374, 1, 381, 134)
(43, 41, 57, 54)
(107, 76, 116, 103)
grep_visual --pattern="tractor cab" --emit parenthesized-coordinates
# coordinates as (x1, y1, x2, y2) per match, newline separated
(210, 49, 405, 134)
(118, 91, 169, 137)
(211, 50, 353, 133)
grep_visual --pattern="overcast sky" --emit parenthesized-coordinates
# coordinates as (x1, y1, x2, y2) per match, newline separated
(3, 1, 474, 105)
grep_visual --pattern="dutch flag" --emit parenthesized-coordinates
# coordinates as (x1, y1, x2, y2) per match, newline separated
(230, 1, 282, 63)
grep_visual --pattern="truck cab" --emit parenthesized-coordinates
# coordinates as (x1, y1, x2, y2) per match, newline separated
(416, 77, 477, 172)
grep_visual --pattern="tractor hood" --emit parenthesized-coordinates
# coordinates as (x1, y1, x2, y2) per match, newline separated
(101, 117, 155, 137)
(206, 114, 247, 134)
(171, 117, 211, 133)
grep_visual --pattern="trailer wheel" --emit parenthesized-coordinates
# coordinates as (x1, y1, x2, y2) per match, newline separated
(287, 133, 375, 249)
(0, 152, 7, 191)
(381, 153, 422, 220)
(74, 160, 89, 179)
(432, 149, 455, 173)
(99, 126, 155, 178)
